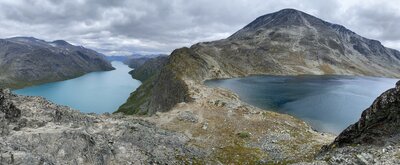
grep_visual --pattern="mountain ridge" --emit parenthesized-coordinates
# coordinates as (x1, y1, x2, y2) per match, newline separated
(0, 36, 114, 89)
(119, 8, 400, 115)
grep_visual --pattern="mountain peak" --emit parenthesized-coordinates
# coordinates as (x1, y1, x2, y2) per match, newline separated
(229, 8, 359, 40)
(52, 40, 71, 46)
(276, 8, 303, 15)
(241, 8, 322, 30)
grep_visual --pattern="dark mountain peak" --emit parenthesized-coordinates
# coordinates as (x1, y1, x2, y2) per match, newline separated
(276, 8, 303, 15)
(241, 8, 314, 30)
(51, 40, 71, 46)
(229, 8, 362, 41)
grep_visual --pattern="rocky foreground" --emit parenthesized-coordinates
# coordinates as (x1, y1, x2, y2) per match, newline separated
(1, 87, 335, 164)
(0, 89, 205, 164)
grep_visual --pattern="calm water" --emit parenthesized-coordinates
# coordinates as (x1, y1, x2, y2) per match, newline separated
(205, 75, 398, 134)
(14, 61, 141, 114)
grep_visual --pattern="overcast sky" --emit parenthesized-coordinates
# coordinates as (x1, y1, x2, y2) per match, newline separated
(0, 0, 399, 56)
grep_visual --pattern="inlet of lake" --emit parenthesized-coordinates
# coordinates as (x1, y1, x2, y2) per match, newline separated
(14, 61, 141, 114)
(205, 75, 398, 134)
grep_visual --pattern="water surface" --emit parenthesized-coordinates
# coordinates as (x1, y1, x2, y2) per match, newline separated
(205, 75, 398, 134)
(15, 61, 140, 114)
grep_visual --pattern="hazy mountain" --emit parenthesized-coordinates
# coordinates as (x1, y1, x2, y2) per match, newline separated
(127, 56, 169, 82)
(124, 54, 168, 69)
(106, 55, 130, 62)
(0, 37, 114, 88)
(119, 8, 400, 115)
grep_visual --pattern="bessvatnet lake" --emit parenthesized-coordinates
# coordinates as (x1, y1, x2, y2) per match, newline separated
(206, 75, 398, 134)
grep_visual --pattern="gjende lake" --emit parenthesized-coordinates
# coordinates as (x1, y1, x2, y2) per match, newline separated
(205, 75, 398, 134)
(14, 61, 141, 114)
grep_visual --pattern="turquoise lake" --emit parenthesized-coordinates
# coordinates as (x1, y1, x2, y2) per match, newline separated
(14, 61, 141, 114)
(205, 75, 398, 134)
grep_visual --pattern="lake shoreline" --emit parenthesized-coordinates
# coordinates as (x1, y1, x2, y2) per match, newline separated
(14, 61, 141, 114)
(205, 75, 399, 134)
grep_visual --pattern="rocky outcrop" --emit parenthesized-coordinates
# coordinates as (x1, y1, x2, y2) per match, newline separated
(120, 8, 400, 115)
(330, 80, 400, 146)
(0, 89, 205, 164)
(0, 37, 114, 89)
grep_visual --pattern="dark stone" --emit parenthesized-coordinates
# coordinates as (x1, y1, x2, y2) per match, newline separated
(0, 89, 21, 122)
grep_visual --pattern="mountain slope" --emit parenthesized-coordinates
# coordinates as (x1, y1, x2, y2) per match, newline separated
(117, 56, 169, 115)
(0, 37, 114, 88)
(120, 8, 400, 115)
(127, 56, 169, 82)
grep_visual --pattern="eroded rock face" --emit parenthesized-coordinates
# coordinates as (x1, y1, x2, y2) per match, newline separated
(0, 89, 204, 164)
(331, 80, 400, 146)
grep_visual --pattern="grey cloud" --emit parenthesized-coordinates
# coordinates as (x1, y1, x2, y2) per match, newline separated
(0, 0, 399, 55)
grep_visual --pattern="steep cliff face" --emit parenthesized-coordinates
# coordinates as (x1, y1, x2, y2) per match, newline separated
(0, 37, 114, 89)
(331, 80, 400, 146)
(120, 9, 400, 115)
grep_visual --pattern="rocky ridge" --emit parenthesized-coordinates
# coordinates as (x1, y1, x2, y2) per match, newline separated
(119, 8, 400, 116)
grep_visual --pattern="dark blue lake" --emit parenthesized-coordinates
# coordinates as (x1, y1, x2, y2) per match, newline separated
(205, 75, 398, 134)
(14, 61, 141, 114)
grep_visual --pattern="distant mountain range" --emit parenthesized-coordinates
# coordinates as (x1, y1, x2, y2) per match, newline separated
(106, 54, 166, 62)
(119, 8, 400, 115)
(0, 37, 114, 88)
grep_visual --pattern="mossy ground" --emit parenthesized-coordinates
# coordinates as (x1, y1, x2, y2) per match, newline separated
(144, 86, 334, 164)
(116, 76, 155, 115)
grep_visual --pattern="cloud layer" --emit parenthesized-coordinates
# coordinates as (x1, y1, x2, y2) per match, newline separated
(0, 0, 399, 55)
